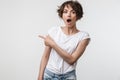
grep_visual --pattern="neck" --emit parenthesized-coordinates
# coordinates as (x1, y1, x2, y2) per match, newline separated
(64, 25, 79, 35)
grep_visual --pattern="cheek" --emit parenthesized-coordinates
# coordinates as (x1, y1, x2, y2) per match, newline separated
(74, 17, 77, 21)
(73, 15, 77, 20)
(62, 15, 66, 21)
(62, 13, 66, 18)
(72, 16, 77, 21)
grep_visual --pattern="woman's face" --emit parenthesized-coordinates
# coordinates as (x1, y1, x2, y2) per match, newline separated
(62, 5, 77, 28)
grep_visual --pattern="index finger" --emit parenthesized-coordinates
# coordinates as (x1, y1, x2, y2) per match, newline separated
(38, 35, 45, 40)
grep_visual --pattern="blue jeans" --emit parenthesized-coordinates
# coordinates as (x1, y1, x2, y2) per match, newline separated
(43, 69, 76, 80)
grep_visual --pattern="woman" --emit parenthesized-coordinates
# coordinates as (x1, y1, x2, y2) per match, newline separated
(38, 0, 90, 80)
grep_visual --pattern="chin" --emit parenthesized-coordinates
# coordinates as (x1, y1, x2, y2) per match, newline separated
(66, 24, 74, 27)
(67, 25, 74, 28)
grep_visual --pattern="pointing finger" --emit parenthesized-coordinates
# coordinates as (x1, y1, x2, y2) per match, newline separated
(38, 35, 45, 40)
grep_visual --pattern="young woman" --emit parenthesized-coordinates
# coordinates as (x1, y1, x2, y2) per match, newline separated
(38, 0, 90, 80)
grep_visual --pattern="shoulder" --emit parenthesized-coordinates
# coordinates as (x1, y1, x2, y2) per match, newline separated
(78, 31, 91, 46)
(47, 27, 60, 38)
(80, 31, 90, 40)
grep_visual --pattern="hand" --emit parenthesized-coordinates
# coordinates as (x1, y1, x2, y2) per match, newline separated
(38, 35, 55, 47)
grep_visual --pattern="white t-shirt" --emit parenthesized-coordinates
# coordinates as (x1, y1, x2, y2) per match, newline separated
(46, 26, 90, 74)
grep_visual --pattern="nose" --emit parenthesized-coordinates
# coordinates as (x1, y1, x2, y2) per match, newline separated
(67, 12, 71, 17)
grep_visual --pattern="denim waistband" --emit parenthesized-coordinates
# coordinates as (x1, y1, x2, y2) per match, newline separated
(44, 69, 76, 79)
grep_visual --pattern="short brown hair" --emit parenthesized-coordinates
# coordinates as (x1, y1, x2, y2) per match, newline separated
(57, 0, 83, 20)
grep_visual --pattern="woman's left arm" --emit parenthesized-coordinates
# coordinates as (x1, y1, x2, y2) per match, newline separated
(39, 35, 90, 65)
(52, 38, 90, 65)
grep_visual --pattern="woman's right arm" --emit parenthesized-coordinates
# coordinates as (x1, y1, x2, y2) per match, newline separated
(38, 46, 51, 80)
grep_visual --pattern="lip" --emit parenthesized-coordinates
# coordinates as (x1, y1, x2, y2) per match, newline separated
(66, 19, 72, 23)
(67, 19, 71, 22)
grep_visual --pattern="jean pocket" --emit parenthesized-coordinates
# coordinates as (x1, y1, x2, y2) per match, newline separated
(65, 73, 76, 80)
(66, 75, 76, 80)
(43, 72, 52, 79)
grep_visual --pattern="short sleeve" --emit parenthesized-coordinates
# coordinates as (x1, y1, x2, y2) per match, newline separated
(81, 32, 90, 40)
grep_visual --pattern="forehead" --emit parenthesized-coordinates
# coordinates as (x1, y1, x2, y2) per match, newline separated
(64, 4, 73, 10)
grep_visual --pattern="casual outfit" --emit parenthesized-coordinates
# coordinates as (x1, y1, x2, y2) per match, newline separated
(44, 27, 90, 80)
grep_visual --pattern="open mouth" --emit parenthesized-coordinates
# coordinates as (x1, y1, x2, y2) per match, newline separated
(67, 19, 72, 23)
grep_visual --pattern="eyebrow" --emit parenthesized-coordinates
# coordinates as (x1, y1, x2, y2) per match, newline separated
(63, 9, 75, 12)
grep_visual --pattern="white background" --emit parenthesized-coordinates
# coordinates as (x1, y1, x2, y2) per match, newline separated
(0, 0, 120, 80)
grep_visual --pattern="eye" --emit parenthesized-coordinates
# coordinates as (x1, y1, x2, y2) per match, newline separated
(72, 11, 76, 14)
(63, 10, 67, 13)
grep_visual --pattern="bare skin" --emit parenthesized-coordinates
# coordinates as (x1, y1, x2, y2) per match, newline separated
(37, 45, 51, 80)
